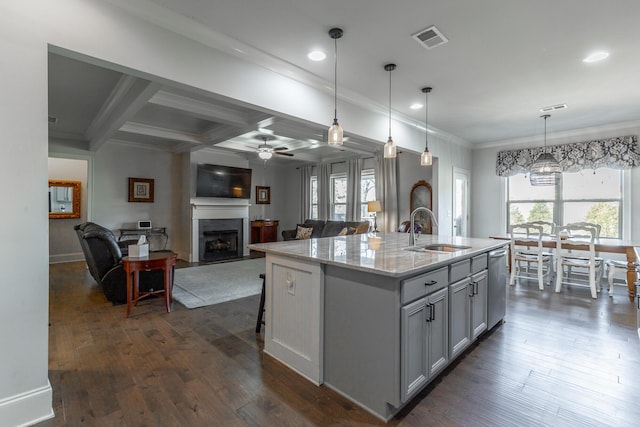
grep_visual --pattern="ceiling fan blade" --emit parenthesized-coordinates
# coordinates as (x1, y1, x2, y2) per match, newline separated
(273, 146, 288, 151)
(274, 151, 294, 157)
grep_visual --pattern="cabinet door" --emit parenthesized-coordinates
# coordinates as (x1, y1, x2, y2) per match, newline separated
(427, 288, 448, 378)
(401, 297, 428, 402)
(449, 278, 471, 359)
(470, 270, 488, 340)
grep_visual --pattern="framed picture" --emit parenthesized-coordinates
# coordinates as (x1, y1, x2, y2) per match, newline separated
(128, 177, 155, 203)
(256, 186, 270, 204)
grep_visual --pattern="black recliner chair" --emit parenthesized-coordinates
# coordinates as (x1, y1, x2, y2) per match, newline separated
(74, 222, 167, 304)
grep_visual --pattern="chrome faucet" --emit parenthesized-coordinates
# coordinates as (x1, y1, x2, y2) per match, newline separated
(409, 207, 438, 246)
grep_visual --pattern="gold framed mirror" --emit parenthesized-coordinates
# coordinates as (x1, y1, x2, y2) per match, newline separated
(410, 180, 433, 234)
(49, 180, 81, 219)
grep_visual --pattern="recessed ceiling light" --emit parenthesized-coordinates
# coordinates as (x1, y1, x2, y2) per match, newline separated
(583, 51, 609, 63)
(307, 50, 326, 61)
(410, 103, 423, 110)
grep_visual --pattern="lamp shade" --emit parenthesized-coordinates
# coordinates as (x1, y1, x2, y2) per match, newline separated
(367, 200, 382, 213)
(529, 114, 560, 186)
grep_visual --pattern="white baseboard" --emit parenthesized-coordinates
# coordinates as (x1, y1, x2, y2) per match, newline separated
(0, 381, 53, 427)
(49, 252, 84, 264)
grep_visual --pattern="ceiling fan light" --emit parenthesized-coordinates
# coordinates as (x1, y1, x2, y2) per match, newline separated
(258, 149, 272, 160)
(420, 149, 432, 166)
(383, 137, 396, 158)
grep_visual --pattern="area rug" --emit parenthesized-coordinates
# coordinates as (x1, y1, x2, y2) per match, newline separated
(172, 258, 265, 309)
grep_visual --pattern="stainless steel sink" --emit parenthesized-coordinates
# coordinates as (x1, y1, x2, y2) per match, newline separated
(403, 244, 472, 253)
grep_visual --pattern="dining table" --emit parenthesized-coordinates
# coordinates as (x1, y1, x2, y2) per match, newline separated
(491, 235, 640, 301)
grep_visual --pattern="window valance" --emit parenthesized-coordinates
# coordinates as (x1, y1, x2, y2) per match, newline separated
(496, 135, 640, 177)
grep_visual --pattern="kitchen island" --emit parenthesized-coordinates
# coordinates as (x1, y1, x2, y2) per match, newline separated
(248, 232, 508, 421)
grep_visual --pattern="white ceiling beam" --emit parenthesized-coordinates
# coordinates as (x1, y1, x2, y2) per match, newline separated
(85, 74, 137, 140)
(88, 79, 162, 151)
(120, 122, 204, 144)
(148, 90, 251, 127)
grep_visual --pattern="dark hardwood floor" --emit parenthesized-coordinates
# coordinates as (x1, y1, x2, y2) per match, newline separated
(40, 261, 640, 426)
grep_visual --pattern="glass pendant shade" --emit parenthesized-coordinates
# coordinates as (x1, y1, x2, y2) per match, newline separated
(328, 119, 343, 146)
(529, 114, 560, 186)
(383, 137, 396, 158)
(328, 28, 344, 146)
(420, 149, 432, 166)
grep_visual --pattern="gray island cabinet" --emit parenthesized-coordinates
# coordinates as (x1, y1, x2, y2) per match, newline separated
(249, 232, 508, 421)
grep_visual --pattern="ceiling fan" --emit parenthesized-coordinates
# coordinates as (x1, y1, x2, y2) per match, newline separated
(255, 136, 293, 160)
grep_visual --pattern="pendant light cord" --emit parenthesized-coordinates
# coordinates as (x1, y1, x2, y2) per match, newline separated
(424, 89, 429, 150)
(334, 36, 338, 122)
(388, 69, 392, 138)
(542, 114, 550, 153)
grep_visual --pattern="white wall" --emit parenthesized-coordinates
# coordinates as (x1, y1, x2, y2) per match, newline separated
(471, 121, 640, 240)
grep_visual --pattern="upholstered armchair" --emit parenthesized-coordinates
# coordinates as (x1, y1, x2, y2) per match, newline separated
(74, 222, 167, 304)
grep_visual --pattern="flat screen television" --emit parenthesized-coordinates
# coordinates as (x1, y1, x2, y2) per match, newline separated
(196, 163, 252, 199)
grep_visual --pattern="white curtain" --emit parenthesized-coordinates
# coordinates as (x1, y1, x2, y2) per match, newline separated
(346, 158, 362, 221)
(375, 152, 398, 232)
(317, 162, 330, 220)
(299, 165, 313, 222)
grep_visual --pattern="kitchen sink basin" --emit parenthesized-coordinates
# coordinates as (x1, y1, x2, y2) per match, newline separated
(403, 244, 472, 253)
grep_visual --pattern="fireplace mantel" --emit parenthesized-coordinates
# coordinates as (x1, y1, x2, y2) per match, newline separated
(190, 198, 250, 262)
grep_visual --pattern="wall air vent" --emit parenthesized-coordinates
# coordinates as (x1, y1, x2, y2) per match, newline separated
(412, 25, 448, 50)
(539, 104, 568, 113)
(48, 116, 58, 125)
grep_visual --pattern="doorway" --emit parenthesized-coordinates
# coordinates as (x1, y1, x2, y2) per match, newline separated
(453, 168, 469, 237)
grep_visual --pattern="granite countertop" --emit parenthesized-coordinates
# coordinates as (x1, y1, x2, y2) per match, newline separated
(248, 232, 508, 278)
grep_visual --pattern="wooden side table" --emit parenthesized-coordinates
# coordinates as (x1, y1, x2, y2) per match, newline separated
(122, 252, 177, 317)
(251, 219, 279, 243)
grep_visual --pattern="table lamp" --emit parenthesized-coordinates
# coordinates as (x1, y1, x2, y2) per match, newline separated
(367, 200, 382, 232)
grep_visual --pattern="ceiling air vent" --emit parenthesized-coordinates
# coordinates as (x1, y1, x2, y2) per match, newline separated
(412, 25, 448, 50)
(539, 104, 568, 113)
(48, 116, 58, 125)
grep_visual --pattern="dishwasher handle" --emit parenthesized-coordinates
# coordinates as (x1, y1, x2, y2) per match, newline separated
(489, 248, 508, 258)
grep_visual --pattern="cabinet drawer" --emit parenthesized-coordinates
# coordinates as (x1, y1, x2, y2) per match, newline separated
(471, 253, 488, 274)
(449, 259, 471, 283)
(401, 267, 448, 304)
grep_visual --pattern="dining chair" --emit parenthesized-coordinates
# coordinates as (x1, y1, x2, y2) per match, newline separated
(562, 222, 605, 289)
(509, 223, 553, 290)
(555, 224, 599, 298)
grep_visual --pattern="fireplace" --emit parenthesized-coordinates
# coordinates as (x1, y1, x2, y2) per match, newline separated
(199, 218, 243, 262)
(190, 199, 250, 263)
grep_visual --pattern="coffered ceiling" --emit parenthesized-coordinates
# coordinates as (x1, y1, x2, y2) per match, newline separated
(48, 0, 640, 162)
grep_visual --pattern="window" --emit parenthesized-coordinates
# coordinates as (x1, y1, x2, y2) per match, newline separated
(309, 169, 376, 221)
(331, 173, 347, 220)
(507, 168, 622, 238)
(310, 176, 318, 219)
(360, 170, 376, 220)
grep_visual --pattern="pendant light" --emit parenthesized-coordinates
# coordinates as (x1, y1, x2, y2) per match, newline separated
(383, 63, 397, 158)
(529, 114, 561, 186)
(420, 87, 433, 166)
(328, 27, 344, 146)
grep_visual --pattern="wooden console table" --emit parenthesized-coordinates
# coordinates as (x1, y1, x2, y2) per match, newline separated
(123, 252, 177, 317)
(251, 220, 279, 243)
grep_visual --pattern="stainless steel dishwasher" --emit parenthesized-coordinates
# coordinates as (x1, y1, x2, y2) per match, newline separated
(487, 247, 508, 329)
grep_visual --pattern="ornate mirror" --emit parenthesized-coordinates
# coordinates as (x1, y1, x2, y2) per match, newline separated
(410, 180, 433, 234)
(49, 180, 81, 219)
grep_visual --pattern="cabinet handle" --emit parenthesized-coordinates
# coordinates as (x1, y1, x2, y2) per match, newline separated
(425, 303, 434, 322)
(474, 281, 479, 295)
(424, 280, 438, 286)
(468, 283, 475, 297)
